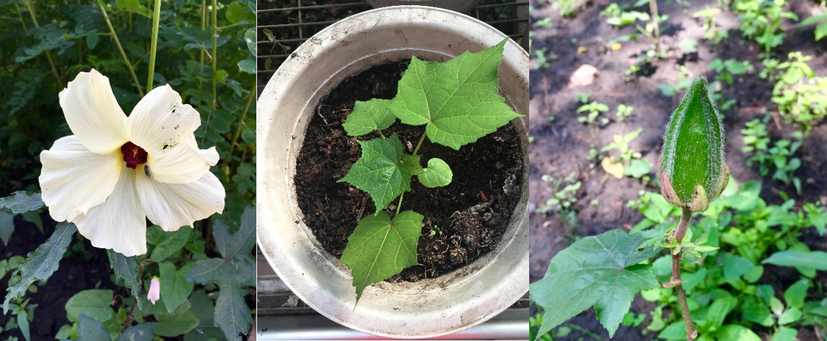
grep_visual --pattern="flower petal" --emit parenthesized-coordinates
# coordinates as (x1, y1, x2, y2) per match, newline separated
(39, 136, 122, 222)
(59, 69, 129, 154)
(137, 169, 225, 232)
(145, 136, 216, 184)
(74, 167, 147, 257)
(128, 84, 200, 155)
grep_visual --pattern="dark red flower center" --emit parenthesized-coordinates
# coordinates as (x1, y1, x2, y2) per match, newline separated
(121, 142, 148, 169)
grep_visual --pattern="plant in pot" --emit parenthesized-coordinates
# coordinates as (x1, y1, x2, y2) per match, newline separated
(257, 6, 529, 338)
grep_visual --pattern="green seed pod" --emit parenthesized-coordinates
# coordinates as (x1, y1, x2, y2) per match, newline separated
(660, 76, 729, 212)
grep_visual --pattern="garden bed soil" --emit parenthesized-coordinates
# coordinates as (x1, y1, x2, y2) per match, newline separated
(530, 0, 827, 339)
(0, 215, 121, 341)
(295, 60, 524, 282)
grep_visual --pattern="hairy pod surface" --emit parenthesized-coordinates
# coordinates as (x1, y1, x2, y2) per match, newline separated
(660, 77, 729, 212)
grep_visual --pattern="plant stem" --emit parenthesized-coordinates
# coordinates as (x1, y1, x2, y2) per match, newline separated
(96, 0, 144, 96)
(226, 82, 256, 159)
(412, 131, 428, 156)
(210, 0, 218, 110)
(648, 0, 661, 53)
(395, 193, 404, 216)
(668, 207, 697, 340)
(147, 0, 162, 92)
(23, 0, 61, 83)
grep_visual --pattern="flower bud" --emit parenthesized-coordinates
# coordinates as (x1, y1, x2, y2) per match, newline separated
(660, 77, 729, 212)
(148, 277, 161, 305)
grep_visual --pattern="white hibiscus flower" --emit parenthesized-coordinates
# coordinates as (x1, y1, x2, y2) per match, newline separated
(39, 69, 225, 257)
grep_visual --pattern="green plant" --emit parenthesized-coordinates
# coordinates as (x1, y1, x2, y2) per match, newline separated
(338, 39, 522, 302)
(537, 172, 580, 215)
(599, 128, 652, 181)
(694, 5, 729, 44)
(707, 58, 753, 111)
(533, 47, 552, 69)
(768, 52, 827, 132)
(576, 100, 609, 126)
(732, 0, 798, 56)
(616, 103, 634, 122)
(742, 118, 803, 193)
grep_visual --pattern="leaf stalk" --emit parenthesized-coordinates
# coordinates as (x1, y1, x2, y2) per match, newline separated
(147, 0, 162, 92)
(669, 207, 698, 340)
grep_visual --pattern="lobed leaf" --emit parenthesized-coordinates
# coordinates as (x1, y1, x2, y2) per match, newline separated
(343, 99, 396, 136)
(78, 314, 111, 341)
(339, 134, 411, 213)
(214, 205, 256, 259)
(3, 222, 76, 313)
(530, 229, 659, 337)
(117, 323, 155, 341)
(341, 210, 423, 303)
(388, 39, 522, 150)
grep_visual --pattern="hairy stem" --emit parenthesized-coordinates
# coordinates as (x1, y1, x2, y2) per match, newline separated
(147, 0, 162, 92)
(23, 0, 61, 83)
(96, 0, 144, 96)
(669, 207, 697, 340)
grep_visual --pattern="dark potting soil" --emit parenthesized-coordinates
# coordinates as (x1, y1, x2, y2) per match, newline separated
(295, 60, 524, 281)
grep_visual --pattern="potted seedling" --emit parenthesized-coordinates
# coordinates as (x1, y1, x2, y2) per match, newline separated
(257, 6, 528, 338)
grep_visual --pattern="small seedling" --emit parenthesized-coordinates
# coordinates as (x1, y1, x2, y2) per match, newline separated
(339, 39, 523, 302)
(616, 104, 633, 122)
(576, 100, 609, 126)
(537, 173, 580, 215)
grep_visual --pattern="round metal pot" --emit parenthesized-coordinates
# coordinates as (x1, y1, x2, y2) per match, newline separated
(257, 6, 528, 338)
(366, 0, 482, 13)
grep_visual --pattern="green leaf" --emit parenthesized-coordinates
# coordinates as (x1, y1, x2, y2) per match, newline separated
(65, 289, 113, 322)
(401, 154, 424, 175)
(339, 134, 411, 213)
(108, 250, 142, 310)
(343, 99, 396, 136)
(341, 210, 423, 302)
(237, 57, 255, 74)
(188, 290, 215, 328)
(762, 250, 827, 270)
(706, 295, 737, 330)
(154, 310, 200, 337)
(417, 158, 453, 188)
(225, 1, 244, 24)
(151, 227, 192, 261)
(772, 327, 798, 341)
(3, 222, 75, 313)
(723, 253, 755, 279)
(117, 323, 155, 341)
(389, 39, 522, 150)
(530, 229, 659, 337)
(742, 300, 774, 326)
(78, 314, 112, 341)
(0, 211, 12, 246)
(0, 191, 43, 214)
(115, 0, 151, 17)
(778, 307, 802, 325)
(816, 23, 827, 41)
(784, 279, 810, 309)
(86, 33, 99, 49)
(716, 324, 761, 341)
(214, 206, 256, 259)
(244, 28, 256, 56)
(660, 77, 728, 211)
(625, 159, 651, 178)
(214, 285, 250, 341)
(159, 262, 195, 314)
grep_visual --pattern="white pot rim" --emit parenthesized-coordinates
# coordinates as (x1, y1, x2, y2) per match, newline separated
(257, 6, 529, 338)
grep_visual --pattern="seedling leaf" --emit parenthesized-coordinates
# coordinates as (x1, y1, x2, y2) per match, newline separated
(418, 158, 452, 188)
(530, 229, 659, 337)
(341, 210, 423, 303)
(343, 99, 396, 136)
(762, 250, 827, 270)
(340, 134, 411, 213)
(389, 39, 522, 150)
